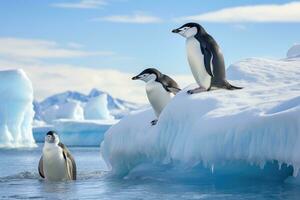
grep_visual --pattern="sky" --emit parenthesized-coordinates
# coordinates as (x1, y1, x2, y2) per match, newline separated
(0, 0, 300, 103)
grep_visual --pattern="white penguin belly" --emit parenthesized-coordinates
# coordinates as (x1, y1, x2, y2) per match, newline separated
(186, 37, 211, 89)
(146, 81, 172, 117)
(43, 146, 68, 181)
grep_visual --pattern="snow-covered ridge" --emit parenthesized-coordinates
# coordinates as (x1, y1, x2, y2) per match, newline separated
(0, 69, 36, 148)
(100, 57, 300, 180)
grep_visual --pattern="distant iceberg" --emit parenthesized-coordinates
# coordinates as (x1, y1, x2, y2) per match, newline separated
(84, 94, 114, 120)
(0, 69, 36, 148)
(33, 119, 117, 146)
(32, 88, 140, 146)
(34, 89, 141, 123)
(32, 91, 122, 146)
(101, 56, 300, 181)
(42, 100, 84, 123)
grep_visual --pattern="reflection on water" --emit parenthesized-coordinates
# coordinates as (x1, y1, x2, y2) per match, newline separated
(1, 145, 300, 200)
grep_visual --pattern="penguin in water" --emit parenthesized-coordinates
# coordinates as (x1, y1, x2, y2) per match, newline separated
(38, 131, 76, 181)
(172, 22, 242, 94)
(132, 68, 181, 125)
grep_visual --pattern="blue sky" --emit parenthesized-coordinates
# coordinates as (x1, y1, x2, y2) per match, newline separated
(0, 0, 300, 102)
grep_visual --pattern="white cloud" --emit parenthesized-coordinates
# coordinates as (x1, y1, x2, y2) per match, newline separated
(0, 38, 114, 60)
(0, 60, 193, 103)
(52, 0, 106, 9)
(177, 1, 300, 23)
(94, 13, 162, 24)
(0, 37, 193, 103)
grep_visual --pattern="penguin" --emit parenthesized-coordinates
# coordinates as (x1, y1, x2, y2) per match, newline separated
(172, 22, 242, 94)
(132, 68, 181, 125)
(38, 131, 76, 181)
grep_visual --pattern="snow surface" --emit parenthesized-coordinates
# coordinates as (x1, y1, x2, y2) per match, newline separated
(101, 57, 300, 181)
(84, 94, 113, 120)
(287, 44, 300, 58)
(0, 69, 36, 148)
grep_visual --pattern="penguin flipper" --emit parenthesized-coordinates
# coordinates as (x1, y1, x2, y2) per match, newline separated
(59, 142, 77, 180)
(158, 75, 181, 94)
(167, 86, 181, 95)
(201, 45, 214, 77)
(38, 156, 45, 178)
(66, 156, 77, 180)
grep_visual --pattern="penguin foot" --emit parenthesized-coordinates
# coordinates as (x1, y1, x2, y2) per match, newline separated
(187, 87, 207, 94)
(151, 119, 158, 126)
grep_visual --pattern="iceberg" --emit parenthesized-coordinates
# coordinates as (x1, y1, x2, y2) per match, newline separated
(100, 57, 300, 181)
(0, 69, 36, 148)
(33, 119, 117, 146)
(56, 101, 84, 121)
(32, 91, 125, 146)
(34, 89, 141, 122)
(42, 101, 85, 123)
(84, 94, 113, 120)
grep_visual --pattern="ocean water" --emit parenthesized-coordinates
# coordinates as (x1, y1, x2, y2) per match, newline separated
(1, 144, 300, 200)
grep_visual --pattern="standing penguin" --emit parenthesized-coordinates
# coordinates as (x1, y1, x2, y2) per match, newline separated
(38, 131, 76, 181)
(172, 22, 242, 94)
(132, 68, 181, 125)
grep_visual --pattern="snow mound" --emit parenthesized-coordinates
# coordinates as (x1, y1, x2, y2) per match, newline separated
(100, 57, 300, 180)
(287, 44, 300, 58)
(84, 94, 113, 120)
(0, 69, 36, 148)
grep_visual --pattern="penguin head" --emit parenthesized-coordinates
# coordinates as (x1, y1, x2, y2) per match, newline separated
(172, 22, 206, 38)
(132, 68, 161, 83)
(45, 131, 60, 144)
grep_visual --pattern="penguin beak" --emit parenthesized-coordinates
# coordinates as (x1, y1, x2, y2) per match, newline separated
(172, 28, 180, 33)
(132, 75, 140, 80)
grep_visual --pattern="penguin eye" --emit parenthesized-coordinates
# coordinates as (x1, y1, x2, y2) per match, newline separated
(180, 27, 189, 31)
